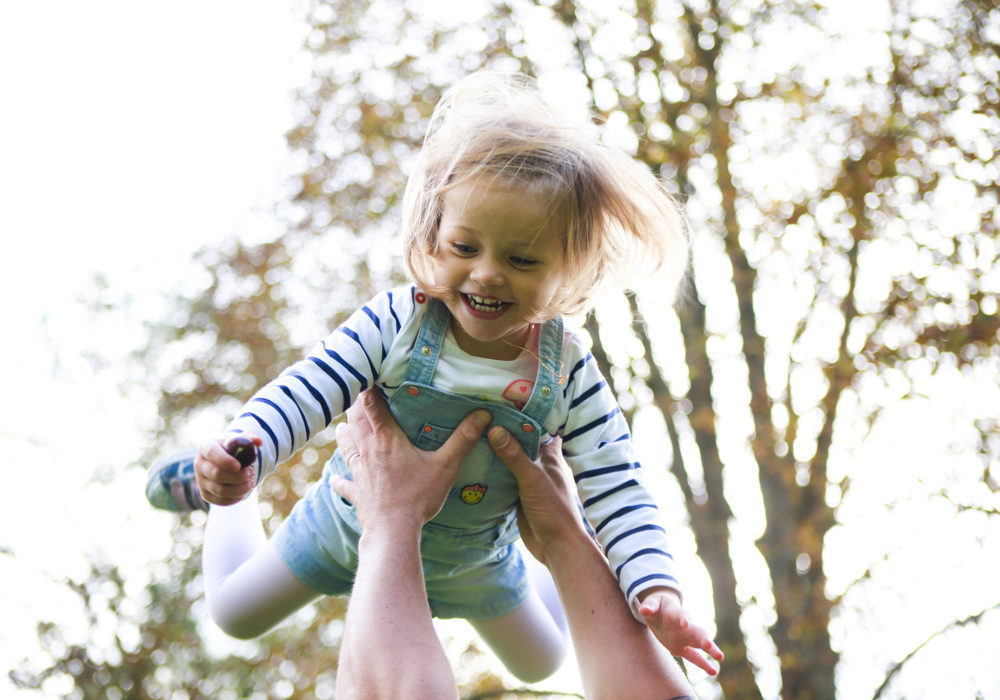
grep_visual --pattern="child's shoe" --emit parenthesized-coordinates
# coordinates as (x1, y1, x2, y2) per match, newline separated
(145, 449, 208, 512)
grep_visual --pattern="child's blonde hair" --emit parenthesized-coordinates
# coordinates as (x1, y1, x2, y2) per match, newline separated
(402, 71, 688, 318)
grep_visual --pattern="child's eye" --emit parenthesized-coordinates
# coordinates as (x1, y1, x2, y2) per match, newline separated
(509, 256, 539, 268)
(451, 242, 477, 255)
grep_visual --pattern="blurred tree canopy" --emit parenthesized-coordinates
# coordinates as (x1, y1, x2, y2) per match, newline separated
(15, 0, 999, 698)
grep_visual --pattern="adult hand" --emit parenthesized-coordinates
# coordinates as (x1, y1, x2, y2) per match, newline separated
(486, 428, 583, 565)
(333, 389, 488, 700)
(487, 425, 699, 699)
(330, 389, 491, 530)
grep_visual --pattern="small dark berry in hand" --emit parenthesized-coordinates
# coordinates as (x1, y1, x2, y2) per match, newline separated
(225, 435, 257, 468)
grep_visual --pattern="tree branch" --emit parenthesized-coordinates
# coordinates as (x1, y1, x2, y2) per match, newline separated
(872, 601, 1000, 699)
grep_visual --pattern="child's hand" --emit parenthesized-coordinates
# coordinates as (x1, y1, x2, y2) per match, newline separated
(638, 587, 724, 676)
(194, 434, 262, 506)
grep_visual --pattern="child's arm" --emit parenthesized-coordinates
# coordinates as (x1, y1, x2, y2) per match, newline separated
(219, 288, 414, 486)
(556, 338, 721, 671)
(557, 346, 681, 605)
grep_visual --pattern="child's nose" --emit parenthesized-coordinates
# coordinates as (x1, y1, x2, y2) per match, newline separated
(470, 259, 505, 287)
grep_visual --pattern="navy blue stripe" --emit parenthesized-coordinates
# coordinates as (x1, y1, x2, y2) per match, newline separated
(334, 330, 378, 378)
(614, 548, 674, 578)
(251, 397, 294, 444)
(355, 305, 386, 362)
(596, 433, 630, 449)
(625, 573, 679, 600)
(574, 462, 635, 482)
(324, 340, 369, 391)
(563, 407, 621, 442)
(388, 291, 402, 331)
(604, 524, 666, 556)
(563, 355, 589, 397)
(241, 412, 280, 459)
(279, 385, 311, 441)
(291, 374, 331, 425)
(582, 479, 639, 508)
(569, 380, 605, 410)
(308, 356, 351, 409)
(594, 503, 658, 535)
(361, 305, 381, 331)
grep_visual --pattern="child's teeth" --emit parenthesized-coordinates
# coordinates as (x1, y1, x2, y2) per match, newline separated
(467, 294, 503, 311)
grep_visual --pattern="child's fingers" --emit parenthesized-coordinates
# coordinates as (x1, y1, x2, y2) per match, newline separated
(686, 622, 723, 661)
(638, 596, 660, 616)
(201, 440, 247, 474)
(198, 455, 254, 486)
(683, 647, 719, 676)
(202, 482, 253, 505)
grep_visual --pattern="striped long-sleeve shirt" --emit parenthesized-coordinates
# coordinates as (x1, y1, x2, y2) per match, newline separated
(225, 285, 679, 611)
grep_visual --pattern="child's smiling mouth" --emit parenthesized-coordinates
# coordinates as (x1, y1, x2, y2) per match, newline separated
(461, 293, 512, 318)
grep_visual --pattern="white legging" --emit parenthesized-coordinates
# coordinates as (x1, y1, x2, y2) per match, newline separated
(201, 491, 568, 681)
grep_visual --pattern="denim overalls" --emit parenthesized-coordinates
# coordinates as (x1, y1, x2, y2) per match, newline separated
(274, 298, 565, 619)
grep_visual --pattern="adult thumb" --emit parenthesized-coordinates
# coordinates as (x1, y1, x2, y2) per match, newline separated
(487, 425, 531, 479)
(436, 409, 491, 467)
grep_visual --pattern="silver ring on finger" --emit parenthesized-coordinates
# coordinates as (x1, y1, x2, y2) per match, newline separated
(347, 452, 361, 467)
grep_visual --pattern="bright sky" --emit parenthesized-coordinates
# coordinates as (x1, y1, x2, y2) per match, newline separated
(0, 1, 306, 694)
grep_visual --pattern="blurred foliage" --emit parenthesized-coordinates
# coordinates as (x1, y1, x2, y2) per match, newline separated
(15, 0, 1000, 698)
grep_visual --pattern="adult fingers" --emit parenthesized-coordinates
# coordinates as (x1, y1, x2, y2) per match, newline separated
(356, 389, 404, 443)
(335, 423, 360, 465)
(339, 396, 369, 459)
(329, 474, 358, 504)
(487, 426, 534, 479)
(537, 436, 564, 464)
(436, 409, 491, 468)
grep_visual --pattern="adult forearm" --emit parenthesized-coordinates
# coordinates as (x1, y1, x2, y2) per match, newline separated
(545, 531, 695, 700)
(337, 525, 458, 700)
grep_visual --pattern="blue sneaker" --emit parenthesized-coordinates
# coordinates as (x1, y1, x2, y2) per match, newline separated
(145, 449, 208, 512)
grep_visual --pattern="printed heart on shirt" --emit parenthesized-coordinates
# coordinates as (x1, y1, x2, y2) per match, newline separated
(503, 379, 534, 410)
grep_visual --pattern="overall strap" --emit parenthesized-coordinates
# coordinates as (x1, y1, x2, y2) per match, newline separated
(404, 297, 451, 385)
(520, 315, 564, 424)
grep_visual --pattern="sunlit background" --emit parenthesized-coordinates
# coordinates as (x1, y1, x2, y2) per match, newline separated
(3, 1, 999, 698)
(1, 0, 306, 695)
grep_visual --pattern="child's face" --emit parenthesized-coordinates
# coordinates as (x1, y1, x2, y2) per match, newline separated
(434, 176, 565, 360)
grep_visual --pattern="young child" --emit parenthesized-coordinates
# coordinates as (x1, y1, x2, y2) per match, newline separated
(147, 71, 723, 680)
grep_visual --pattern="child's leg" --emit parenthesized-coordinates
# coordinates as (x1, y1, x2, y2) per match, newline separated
(469, 554, 568, 682)
(202, 490, 319, 639)
(523, 548, 567, 631)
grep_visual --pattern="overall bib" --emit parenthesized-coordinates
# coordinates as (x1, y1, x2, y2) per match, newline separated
(274, 298, 565, 619)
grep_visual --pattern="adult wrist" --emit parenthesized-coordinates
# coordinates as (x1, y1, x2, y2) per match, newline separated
(538, 521, 598, 569)
(358, 515, 423, 550)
